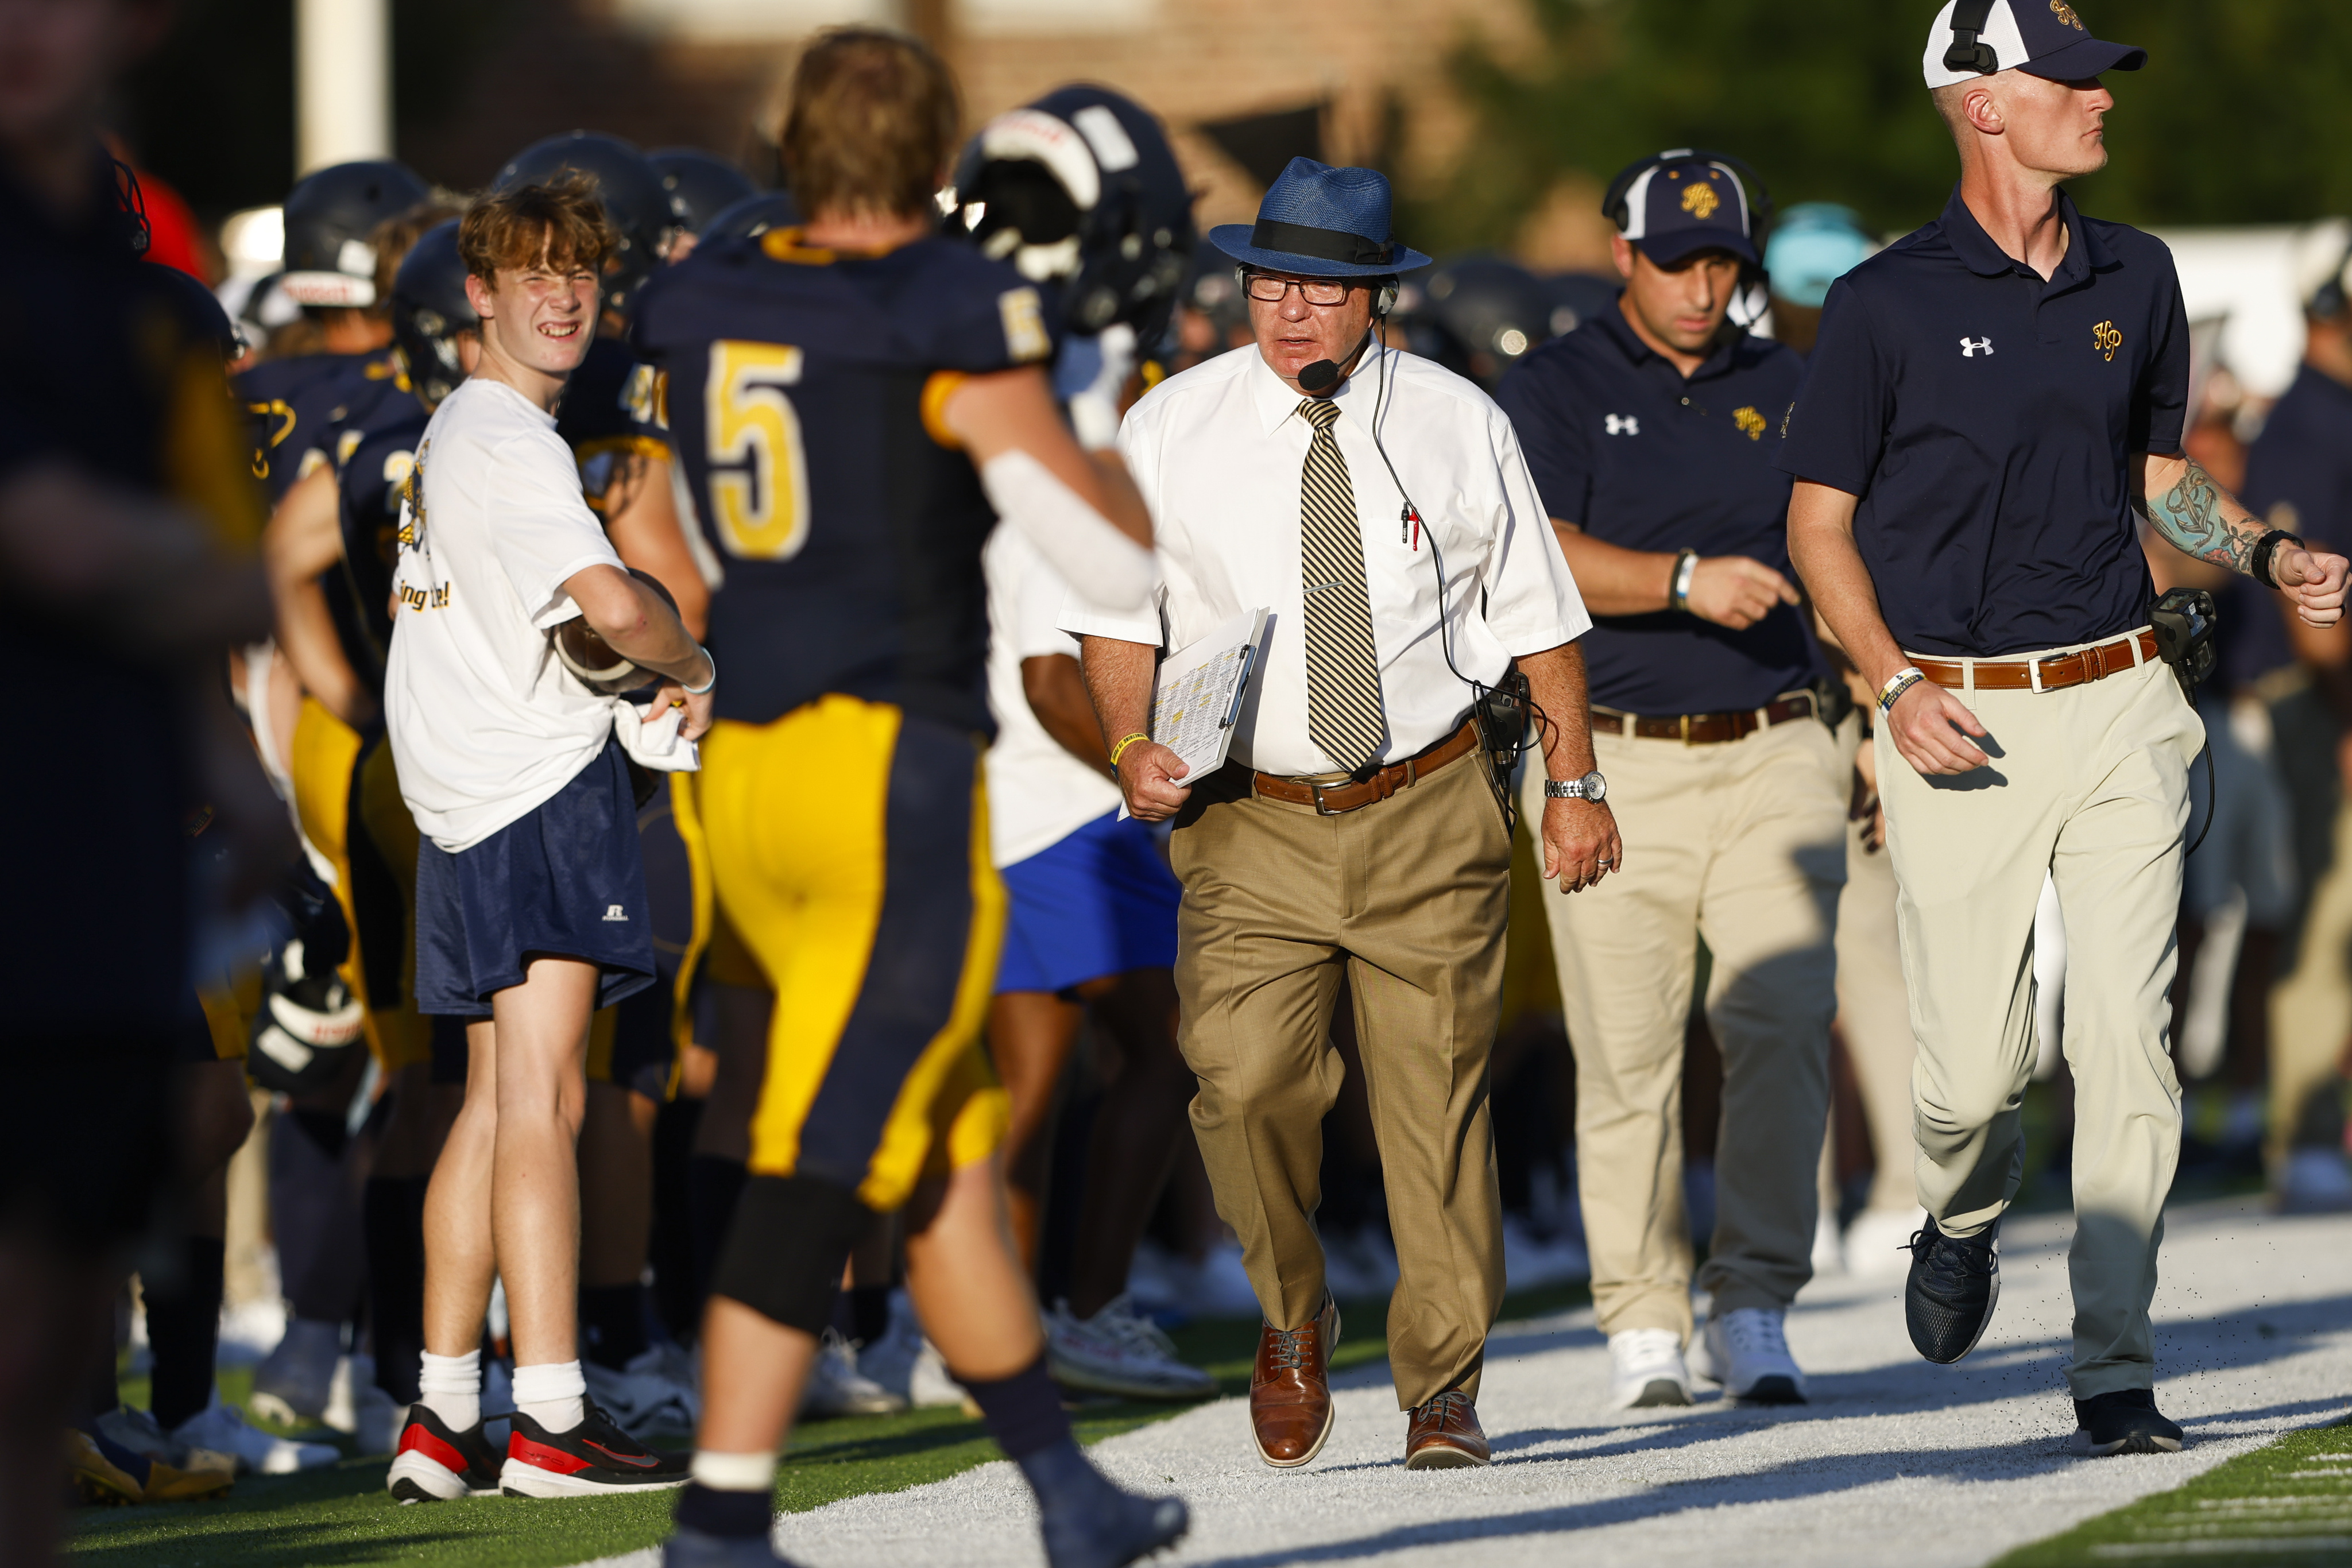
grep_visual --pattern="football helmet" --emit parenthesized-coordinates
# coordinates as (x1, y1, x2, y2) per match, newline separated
(702, 190, 803, 243)
(494, 131, 679, 324)
(946, 85, 1196, 343)
(1418, 253, 1556, 392)
(390, 220, 479, 409)
(648, 148, 757, 236)
(281, 160, 433, 309)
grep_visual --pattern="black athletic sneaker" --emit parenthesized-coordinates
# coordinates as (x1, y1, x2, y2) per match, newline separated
(500, 1401, 691, 1497)
(1904, 1214, 2001, 1364)
(386, 1404, 503, 1501)
(1027, 1437, 1190, 1568)
(2068, 1388, 2185, 1456)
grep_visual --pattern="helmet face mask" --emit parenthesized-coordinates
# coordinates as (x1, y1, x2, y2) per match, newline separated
(390, 221, 479, 409)
(946, 87, 1197, 347)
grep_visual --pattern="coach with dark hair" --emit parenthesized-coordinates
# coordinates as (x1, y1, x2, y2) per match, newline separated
(1065, 157, 1611, 1472)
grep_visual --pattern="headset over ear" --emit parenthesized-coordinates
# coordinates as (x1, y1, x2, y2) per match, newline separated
(1944, 0, 2002, 75)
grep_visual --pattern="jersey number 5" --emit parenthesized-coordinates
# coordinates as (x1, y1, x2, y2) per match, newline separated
(705, 340, 812, 560)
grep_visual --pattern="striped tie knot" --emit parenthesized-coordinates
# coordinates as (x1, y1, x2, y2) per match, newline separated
(1298, 396, 1340, 430)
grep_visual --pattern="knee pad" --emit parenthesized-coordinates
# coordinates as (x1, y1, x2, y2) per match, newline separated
(707, 1172, 874, 1336)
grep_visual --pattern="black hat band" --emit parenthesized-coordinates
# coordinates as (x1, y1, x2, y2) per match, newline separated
(1248, 218, 1393, 267)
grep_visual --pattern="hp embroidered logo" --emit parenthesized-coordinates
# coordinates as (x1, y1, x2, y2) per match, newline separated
(602, 904, 628, 922)
(1604, 414, 1640, 435)
(1959, 337, 1995, 358)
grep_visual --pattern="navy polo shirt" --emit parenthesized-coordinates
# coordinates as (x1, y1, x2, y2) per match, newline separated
(2229, 363, 2352, 687)
(1496, 305, 1818, 713)
(1775, 185, 2189, 658)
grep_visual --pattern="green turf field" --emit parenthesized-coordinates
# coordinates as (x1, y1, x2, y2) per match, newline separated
(73, 1281, 1591, 1567)
(1994, 1416, 2352, 1567)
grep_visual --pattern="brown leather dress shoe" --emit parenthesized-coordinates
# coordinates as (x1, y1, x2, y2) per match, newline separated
(1404, 1389, 1490, 1469)
(1250, 1294, 1341, 1468)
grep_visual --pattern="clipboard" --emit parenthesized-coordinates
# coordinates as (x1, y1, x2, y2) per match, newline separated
(1149, 606, 1271, 783)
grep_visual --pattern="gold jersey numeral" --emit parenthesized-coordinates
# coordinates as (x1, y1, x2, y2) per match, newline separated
(704, 340, 812, 560)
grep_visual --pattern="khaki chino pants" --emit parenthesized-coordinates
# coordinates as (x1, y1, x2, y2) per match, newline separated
(2266, 791, 2352, 1176)
(1170, 746, 1508, 1410)
(1836, 716, 1925, 1220)
(1877, 651, 2202, 1399)
(1521, 714, 1847, 1339)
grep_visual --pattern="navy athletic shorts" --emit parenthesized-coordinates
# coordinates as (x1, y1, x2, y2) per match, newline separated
(994, 808, 1181, 996)
(413, 737, 657, 1018)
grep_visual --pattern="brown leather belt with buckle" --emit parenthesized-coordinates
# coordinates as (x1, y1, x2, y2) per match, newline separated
(1591, 692, 1817, 745)
(1251, 719, 1481, 815)
(1913, 629, 2157, 693)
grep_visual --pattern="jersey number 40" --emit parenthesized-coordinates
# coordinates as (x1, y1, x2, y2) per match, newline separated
(705, 340, 813, 560)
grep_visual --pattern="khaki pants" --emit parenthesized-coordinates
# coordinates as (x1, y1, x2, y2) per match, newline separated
(1520, 714, 1846, 1339)
(2269, 792, 2352, 1172)
(1836, 719, 1922, 1219)
(1878, 651, 2201, 1399)
(1170, 746, 1509, 1409)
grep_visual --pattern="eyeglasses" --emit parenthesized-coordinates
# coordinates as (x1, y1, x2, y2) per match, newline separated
(1243, 272, 1352, 307)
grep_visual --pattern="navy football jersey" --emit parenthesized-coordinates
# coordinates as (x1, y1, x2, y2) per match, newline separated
(632, 231, 1055, 730)
(233, 347, 402, 503)
(558, 334, 671, 514)
(331, 400, 431, 690)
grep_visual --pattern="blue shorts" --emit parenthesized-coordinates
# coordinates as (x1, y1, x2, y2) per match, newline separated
(413, 738, 657, 1018)
(995, 810, 1181, 996)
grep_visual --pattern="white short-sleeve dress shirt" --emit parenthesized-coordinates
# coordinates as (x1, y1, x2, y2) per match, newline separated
(1060, 343, 1589, 779)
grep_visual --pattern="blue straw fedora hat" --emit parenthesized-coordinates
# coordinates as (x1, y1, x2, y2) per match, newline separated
(1208, 157, 1432, 279)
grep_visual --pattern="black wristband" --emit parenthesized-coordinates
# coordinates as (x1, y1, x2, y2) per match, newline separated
(2251, 529, 2303, 590)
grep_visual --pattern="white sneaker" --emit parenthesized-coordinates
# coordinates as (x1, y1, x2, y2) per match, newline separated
(585, 1345, 702, 1435)
(1045, 1296, 1216, 1401)
(1693, 1307, 1807, 1405)
(799, 1327, 907, 1418)
(1605, 1328, 1692, 1410)
(907, 1337, 969, 1410)
(1844, 1206, 1928, 1281)
(249, 1317, 341, 1424)
(322, 1353, 399, 1451)
(173, 1400, 340, 1474)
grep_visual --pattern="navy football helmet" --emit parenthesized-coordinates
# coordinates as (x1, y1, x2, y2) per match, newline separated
(648, 148, 757, 236)
(701, 190, 803, 243)
(390, 221, 479, 409)
(946, 85, 1196, 343)
(281, 159, 433, 309)
(494, 132, 679, 324)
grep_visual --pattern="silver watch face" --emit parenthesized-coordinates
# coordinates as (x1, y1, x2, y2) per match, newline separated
(1581, 770, 1607, 803)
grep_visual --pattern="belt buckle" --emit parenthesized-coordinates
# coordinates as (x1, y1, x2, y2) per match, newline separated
(1678, 713, 1693, 746)
(2029, 654, 2049, 694)
(1308, 780, 1341, 816)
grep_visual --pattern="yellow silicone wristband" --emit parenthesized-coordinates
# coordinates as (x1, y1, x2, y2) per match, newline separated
(1109, 732, 1151, 766)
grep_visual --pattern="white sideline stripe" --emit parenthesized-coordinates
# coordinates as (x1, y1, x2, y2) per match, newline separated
(568, 1201, 2352, 1568)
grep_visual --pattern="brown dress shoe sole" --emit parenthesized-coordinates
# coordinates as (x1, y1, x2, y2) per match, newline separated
(1255, 1397, 1336, 1469)
(1404, 1439, 1490, 1470)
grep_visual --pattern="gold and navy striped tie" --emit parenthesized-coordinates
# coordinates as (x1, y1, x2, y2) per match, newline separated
(1295, 397, 1385, 772)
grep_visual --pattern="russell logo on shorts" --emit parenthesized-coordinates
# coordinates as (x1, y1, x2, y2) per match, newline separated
(602, 904, 628, 922)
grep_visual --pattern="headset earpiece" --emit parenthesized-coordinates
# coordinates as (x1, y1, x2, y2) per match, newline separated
(1375, 278, 1398, 319)
(1944, 0, 2001, 74)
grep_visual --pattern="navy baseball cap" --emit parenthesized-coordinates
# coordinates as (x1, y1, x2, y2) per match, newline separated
(1612, 156, 1757, 268)
(1922, 1, 2145, 89)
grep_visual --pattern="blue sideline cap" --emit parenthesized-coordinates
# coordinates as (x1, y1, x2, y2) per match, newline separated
(1208, 157, 1432, 280)
(1617, 158, 1757, 268)
(1922, 1, 2145, 90)
(1765, 204, 1874, 308)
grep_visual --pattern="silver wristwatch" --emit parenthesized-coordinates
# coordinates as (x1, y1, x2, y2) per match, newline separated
(1544, 771, 1607, 803)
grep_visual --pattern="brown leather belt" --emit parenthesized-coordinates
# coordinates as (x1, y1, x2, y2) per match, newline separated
(1913, 629, 2157, 693)
(1591, 691, 1817, 745)
(1252, 719, 1481, 815)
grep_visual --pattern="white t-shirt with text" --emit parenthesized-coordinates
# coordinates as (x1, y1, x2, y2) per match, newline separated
(386, 377, 628, 851)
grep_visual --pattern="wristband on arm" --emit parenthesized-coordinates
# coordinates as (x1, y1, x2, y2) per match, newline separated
(682, 647, 716, 695)
(1877, 666, 1925, 715)
(2250, 529, 2304, 590)
(1668, 549, 1699, 613)
(1109, 732, 1151, 766)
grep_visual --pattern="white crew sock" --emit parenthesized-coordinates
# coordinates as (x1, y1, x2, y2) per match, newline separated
(512, 1359, 587, 1434)
(691, 1450, 778, 1492)
(417, 1349, 482, 1432)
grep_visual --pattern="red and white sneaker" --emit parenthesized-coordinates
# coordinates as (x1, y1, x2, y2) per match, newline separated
(386, 1406, 502, 1502)
(500, 1401, 690, 1497)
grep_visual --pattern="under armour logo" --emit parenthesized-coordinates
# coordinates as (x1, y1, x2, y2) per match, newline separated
(602, 904, 628, 922)
(1959, 337, 1995, 357)
(1604, 413, 1640, 435)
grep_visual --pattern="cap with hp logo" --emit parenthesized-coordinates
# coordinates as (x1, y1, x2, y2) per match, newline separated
(1618, 157, 1756, 268)
(1921, 0, 2146, 90)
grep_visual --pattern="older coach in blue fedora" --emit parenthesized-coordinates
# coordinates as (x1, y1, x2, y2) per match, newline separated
(1065, 157, 1612, 1472)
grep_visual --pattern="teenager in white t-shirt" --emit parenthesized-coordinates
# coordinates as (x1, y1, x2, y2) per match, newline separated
(980, 528, 1209, 1403)
(382, 180, 714, 1503)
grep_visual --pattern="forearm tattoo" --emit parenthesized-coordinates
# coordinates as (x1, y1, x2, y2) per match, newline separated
(2137, 458, 2269, 575)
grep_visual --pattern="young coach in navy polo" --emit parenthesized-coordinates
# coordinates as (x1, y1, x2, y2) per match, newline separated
(1498, 153, 1840, 1414)
(1784, 1, 2349, 1457)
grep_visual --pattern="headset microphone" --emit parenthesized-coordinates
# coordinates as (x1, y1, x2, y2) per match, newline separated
(1298, 359, 1341, 393)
